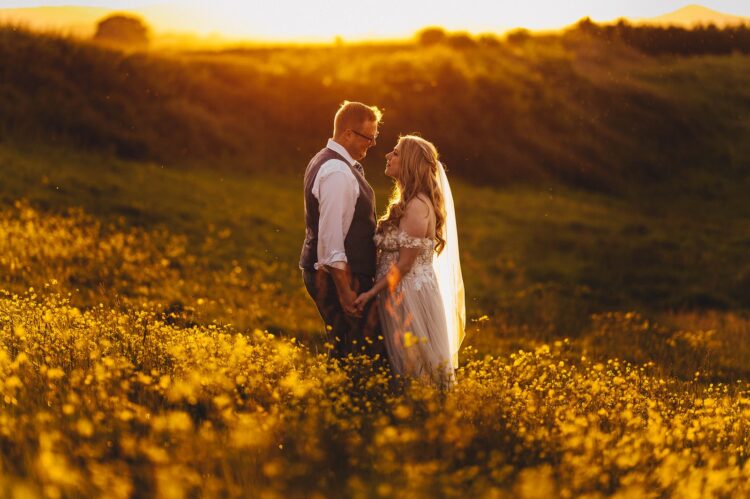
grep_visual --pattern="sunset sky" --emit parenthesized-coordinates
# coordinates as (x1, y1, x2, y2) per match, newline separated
(2, 1, 750, 40)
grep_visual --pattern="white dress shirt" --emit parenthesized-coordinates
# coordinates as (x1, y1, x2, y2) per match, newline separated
(312, 139, 361, 271)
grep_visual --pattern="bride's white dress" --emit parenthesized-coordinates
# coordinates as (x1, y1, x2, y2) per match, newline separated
(375, 225, 454, 384)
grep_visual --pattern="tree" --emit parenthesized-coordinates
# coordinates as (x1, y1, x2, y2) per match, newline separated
(417, 27, 447, 46)
(506, 28, 531, 45)
(574, 17, 599, 35)
(478, 34, 501, 48)
(447, 32, 477, 50)
(94, 14, 150, 49)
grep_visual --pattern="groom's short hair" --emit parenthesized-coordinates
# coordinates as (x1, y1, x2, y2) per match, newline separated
(333, 101, 383, 137)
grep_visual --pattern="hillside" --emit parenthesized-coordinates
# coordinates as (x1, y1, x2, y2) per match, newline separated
(0, 6, 239, 48)
(0, 6, 110, 36)
(2, 24, 750, 190)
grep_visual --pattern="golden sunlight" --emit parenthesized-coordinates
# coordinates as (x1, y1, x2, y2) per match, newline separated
(170, 0, 574, 40)
(140, 0, 700, 40)
(2, 0, 750, 41)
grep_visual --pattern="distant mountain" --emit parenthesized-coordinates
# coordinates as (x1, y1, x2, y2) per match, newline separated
(633, 4, 750, 28)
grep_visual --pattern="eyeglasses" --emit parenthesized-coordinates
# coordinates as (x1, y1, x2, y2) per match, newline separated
(350, 129, 378, 143)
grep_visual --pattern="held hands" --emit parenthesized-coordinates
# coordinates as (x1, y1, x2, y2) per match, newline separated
(340, 287, 362, 319)
(353, 290, 375, 314)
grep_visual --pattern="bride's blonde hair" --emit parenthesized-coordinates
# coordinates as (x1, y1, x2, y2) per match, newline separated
(378, 135, 447, 254)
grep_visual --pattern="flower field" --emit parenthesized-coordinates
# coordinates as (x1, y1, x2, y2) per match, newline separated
(1, 202, 749, 498)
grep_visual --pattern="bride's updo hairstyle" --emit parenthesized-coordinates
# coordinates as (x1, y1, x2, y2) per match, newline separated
(378, 135, 447, 254)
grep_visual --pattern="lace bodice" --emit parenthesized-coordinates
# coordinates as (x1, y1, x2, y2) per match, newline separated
(375, 225, 437, 291)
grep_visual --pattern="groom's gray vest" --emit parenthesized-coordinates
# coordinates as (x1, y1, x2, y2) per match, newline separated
(300, 147, 377, 277)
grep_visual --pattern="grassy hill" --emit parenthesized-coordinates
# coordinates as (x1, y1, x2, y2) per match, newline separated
(2, 140, 750, 374)
(2, 24, 750, 189)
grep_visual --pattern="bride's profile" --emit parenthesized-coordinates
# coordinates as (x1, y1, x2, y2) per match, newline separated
(354, 135, 465, 386)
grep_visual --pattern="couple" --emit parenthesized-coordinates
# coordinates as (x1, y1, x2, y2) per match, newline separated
(299, 101, 465, 385)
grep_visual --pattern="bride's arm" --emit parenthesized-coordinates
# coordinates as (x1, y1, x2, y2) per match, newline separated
(354, 198, 430, 309)
(361, 246, 421, 299)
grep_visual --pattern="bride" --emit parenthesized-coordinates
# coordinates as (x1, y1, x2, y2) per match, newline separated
(354, 135, 465, 385)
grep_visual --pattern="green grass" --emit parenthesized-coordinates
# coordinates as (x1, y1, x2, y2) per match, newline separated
(3, 142, 749, 329)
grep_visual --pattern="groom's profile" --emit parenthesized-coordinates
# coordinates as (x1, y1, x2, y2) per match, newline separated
(299, 100, 384, 359)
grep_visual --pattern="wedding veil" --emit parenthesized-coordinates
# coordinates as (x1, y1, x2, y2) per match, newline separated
(433, 162, 465, 369)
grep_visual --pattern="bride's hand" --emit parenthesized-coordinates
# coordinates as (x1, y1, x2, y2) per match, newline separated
(353, 290, 373, 312)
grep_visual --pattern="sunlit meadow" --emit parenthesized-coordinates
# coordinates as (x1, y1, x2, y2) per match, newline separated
(1, 188, 750, 497)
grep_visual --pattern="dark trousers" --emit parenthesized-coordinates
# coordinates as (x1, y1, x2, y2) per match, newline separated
(302, 269, 385, 359)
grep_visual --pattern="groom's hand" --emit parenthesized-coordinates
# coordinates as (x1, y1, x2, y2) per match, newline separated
(339, 287, 362, 318)
(326, 266, 362, 318)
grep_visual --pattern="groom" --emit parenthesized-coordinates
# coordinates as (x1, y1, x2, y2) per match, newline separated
(299, 101, 384, 359)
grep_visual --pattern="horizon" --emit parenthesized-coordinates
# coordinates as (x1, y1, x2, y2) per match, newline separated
(1, 1, 750, 42)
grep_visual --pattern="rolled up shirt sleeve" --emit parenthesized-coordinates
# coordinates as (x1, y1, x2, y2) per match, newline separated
(313, 162, 359, 271)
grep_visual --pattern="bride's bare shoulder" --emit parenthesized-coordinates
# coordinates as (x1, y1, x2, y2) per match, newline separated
(405, 194, 432, 218)
(400, 195, 431, 238)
